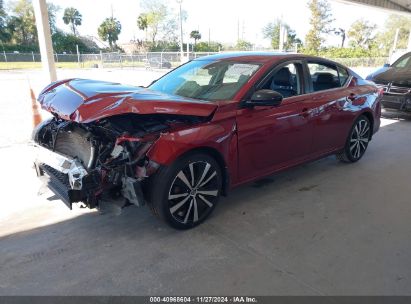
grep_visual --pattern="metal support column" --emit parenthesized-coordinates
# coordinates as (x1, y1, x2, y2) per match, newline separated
(33, 0, 57, 82)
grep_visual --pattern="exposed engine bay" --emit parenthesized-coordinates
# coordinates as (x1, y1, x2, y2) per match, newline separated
(33, 113, 205, 210)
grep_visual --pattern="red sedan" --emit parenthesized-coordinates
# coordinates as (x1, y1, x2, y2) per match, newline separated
(33, 53, 381, 229)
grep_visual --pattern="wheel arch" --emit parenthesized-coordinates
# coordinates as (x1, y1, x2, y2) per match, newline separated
(360, 110, 374, 139)
(174, 146, 230, 196)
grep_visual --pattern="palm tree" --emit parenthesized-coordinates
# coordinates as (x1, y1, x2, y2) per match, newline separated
(137, 13, 148, 41)
(190, 30, 201, 49)
(63, 7, 82, 36)
(98, 17, 122, 50)
(334, 27, 346, 48)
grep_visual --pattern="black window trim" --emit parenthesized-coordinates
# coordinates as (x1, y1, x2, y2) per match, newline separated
(337, 65, 350, 87)
(239, 56, 354, 107)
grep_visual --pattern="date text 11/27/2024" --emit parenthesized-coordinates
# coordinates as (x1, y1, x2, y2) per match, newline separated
(149, 296, 258, 303)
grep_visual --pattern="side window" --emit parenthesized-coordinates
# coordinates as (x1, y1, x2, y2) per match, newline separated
(261, 63, 302, 98)
(337, 66, 349, 86)
(308, 62, 341, 92)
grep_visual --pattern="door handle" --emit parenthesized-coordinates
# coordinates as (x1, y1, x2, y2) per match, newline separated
(347, 93, 357, 101)
(299, 108, 310, 118)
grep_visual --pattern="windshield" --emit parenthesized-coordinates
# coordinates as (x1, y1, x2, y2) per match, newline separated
(149, 60, 261, 101)
(393, 53, 411, 68)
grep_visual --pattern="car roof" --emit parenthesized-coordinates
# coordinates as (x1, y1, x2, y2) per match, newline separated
(193, 52, 340, 66)
(193, 52, 306, 63)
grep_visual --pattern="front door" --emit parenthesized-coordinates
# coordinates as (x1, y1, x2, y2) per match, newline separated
(236, 62, 316, 183)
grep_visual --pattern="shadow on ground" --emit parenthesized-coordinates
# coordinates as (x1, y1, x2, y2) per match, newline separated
(1, 119, 411, 296)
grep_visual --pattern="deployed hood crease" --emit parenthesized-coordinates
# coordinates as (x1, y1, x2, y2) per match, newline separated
(38, 78, 218, 123)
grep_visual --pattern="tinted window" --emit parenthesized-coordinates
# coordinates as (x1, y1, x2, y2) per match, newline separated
(261, 63, 302, 98)
(308, 63, 341, 92)
(149, 60, 260, 101)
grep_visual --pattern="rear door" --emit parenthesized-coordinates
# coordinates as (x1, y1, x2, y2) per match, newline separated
(305, 61, 355, 154)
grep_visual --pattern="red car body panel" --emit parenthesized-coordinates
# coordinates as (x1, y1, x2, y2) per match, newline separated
(37, 53, 381, 192)
(38, 78, 217, 123)
(146, 56, 381, 189)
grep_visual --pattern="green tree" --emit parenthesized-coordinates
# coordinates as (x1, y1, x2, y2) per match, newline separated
(98, 17, 121, 50)
(47, 3, 60, 34)
(0, 0, 11, 42)
(262, 19, 301, 50)
(305, 0, 334, 53)
(190, 30, 201, 47)
(140, 0, 179, 46)
(5, 0, 57, 44)
(376, 14, 411, 54)
(9, 0, 37, 45)
(141, 0, 167, 44)
(63, 7, 82, 36)
(7, 0, 58, 42)
(194, 41, 222, 52)
(347, 19, 376, 49)
(52, 31, 87, 53)
(235, 39, 252, 51)
(137, 13, 148, 40)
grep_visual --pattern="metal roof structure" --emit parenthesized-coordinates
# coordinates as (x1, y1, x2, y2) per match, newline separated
(337, 0, 411, 14)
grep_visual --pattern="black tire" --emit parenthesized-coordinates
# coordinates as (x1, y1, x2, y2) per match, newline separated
(337, 115, 371, 163)
(148, 153, 222, 229)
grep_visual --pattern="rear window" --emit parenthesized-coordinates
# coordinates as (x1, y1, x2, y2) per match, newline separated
(308, 62, 341, 92)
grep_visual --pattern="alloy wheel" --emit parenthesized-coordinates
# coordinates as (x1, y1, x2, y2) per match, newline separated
(168, 161, 219, 225)
(349, 118, 370, 160)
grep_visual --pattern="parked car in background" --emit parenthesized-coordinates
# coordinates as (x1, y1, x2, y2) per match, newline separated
(367, 51, 411, 112)
(144, 57, 172, 69)
(33, 53, 381, 229)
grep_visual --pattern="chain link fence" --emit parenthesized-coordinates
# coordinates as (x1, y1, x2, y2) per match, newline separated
(0, 51, 389, 69)
(0, 51, 219, 69)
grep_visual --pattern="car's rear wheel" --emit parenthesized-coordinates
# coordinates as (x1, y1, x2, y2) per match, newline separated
(148, 153, 222, 229)
(337, 115, 371, 163)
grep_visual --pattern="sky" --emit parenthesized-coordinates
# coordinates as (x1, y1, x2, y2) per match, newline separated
(10, 0, 393, 47)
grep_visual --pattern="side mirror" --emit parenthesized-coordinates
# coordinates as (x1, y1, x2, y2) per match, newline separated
(245, 89, 283, 107)
(383, 63, 390, 68)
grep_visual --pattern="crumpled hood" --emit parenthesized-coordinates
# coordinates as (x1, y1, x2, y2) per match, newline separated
(365, 66, 390, 80)
(371, 67, 411, 86)
(38, 78, 218, 123)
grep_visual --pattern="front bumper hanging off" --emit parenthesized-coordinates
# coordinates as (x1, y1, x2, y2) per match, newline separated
(33, 144, 100, 210)
(33, 143, 147, 210)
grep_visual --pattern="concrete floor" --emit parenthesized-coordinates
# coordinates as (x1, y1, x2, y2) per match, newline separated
(0, 69, 410, 295)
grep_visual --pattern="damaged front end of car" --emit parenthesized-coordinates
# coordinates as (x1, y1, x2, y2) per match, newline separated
(33, 113, 202, 210)
(33, 114, 160, 210)
(32, 78, 218, 211)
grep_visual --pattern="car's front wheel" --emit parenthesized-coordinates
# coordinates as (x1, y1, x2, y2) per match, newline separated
(148, 153, 222, 229)
(337, 115, 371, 163)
